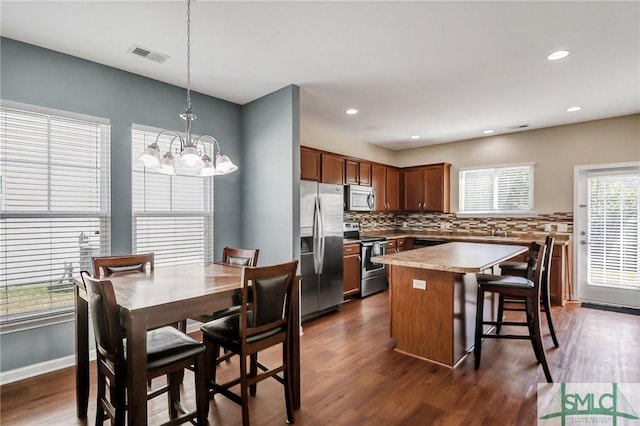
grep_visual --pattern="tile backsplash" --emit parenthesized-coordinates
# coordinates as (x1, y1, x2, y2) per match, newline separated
(344, 211, 574, 236)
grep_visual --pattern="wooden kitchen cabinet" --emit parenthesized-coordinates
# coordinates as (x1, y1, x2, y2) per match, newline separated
(343, 243, 360, 297)
(372, 164, 400, 212)
(401, 163, 451, 213)
(301, 147, 321, 181)
(321, 153, 345, 185)
(386, 237, 406, 253)
(345, 159, 372, 186)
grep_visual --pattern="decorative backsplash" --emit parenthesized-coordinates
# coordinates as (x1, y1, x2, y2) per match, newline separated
(344, 211, 574, 236)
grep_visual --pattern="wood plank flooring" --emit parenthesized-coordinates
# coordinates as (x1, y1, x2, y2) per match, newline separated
(2, 291, 639, 425)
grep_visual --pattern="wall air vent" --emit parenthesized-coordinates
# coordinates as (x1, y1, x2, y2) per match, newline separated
(129, 45, 169, 63)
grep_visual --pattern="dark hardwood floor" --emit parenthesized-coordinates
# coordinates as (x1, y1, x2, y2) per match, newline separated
(2, 291, 639, 425)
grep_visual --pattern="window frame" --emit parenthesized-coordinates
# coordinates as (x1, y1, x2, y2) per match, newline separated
(0, 100, 111, 328)
(458, 162, 535, 216)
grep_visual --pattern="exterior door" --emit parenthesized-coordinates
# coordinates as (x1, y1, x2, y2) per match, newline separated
(575, 162, 640, 308)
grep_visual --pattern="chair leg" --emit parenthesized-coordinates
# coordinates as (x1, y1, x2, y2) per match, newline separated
(474, 286, 485, 370)
(525, 297, 543, 364)
(203, 337, 218, 387)
(168, 370, 182, 420)
(240, 355, 251, 426)
(528, 296, 553, 383)
(541, 291, 560, 347)
(282, 342, 295, 424)
(249, 354, 258, 396)
(95, 367, 106, 426)
(114, 373, 126, 426)
(495, 294, 505, 334)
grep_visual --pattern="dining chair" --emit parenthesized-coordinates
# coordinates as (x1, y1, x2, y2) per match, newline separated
(477, 237, 559, 347)
(200, 260, 298, 426)
(80, 272, 208, 426)
(473, 238, 554, 383)
(92, 253, 154, 277)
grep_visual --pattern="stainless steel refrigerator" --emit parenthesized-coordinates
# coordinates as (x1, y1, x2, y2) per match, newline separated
(300, 181, 344, 319)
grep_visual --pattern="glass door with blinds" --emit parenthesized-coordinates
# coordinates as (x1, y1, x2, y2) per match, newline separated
(575, 163, 640, 309)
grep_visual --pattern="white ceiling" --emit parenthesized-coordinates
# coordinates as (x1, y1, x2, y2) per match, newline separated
(1, 1, 638, 150)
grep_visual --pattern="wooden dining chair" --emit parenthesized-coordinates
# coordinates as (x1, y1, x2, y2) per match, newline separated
(474, 238, 554, 383)
(80, 272, 208, 426)
(201, 260, 298, 426)
(92, 253, 154, 277)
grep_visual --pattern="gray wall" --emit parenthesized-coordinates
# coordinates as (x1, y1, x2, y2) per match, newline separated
(0, 37, 248, 372)
(240, 86, 301, 265)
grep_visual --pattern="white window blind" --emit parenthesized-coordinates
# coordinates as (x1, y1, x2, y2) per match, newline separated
(131, 126, 214, 266)
(459, 164, 534, 214)
(587, 173, 640, 289)
(0, 104, 110, 323)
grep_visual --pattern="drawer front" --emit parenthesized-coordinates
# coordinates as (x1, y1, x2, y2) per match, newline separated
(343, 244, 361, 255)
(387, 240, 397, 249)
(396, 238, 406, 247)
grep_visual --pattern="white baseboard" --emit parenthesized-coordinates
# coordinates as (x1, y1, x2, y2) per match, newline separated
(0, 349, 97, 385)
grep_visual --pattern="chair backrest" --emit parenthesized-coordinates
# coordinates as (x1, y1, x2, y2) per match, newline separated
(222, 247, 259, 267)
(240, 260, 298, 340)
(80, 272, 123, 363)
(92, 253, 154, 277)
(529, 239, 553, 296)
(541, 235, 555, 294)
(525, 242, 543, 280)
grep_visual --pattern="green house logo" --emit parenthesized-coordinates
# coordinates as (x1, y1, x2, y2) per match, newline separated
(538, 383, 640, 425)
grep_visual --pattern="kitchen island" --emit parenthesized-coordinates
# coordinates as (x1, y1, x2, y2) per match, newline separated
(372, 242, 527, 367)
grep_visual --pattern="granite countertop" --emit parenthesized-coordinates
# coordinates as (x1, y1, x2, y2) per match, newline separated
(356, 230, 571, 246)
(371, 241, 528, 273)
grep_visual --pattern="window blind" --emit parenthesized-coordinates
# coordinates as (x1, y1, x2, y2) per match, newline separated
(131, 127, 214, 266)
(0, 105, 110, 323)
(587, 173, 640, 288)
(459, 164, 534, 214)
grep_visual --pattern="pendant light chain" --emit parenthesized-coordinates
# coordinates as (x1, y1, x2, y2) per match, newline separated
(185, 0, 192, 111)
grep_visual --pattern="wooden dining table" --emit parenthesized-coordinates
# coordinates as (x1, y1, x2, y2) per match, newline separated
(73, 262, 301, 425)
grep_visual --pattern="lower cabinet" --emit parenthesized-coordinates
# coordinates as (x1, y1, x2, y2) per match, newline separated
(343, 243, 360, 297)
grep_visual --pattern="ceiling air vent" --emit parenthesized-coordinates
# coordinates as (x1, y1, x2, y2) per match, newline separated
(508, 124, 529, 130)
(129, 45, 169, 63)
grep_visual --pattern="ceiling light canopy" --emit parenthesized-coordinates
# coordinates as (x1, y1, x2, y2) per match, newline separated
(547, 50, 570, 61)
(483, 129, 495, 134)
(345, 108, 358, 115)
(136, 0, 237, 178)
(410, 135, 420, 140)
(566, 106, 582, 112)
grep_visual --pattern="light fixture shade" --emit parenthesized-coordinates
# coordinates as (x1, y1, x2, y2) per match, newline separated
(215, 153, 238, 175)
(178, 145, 204, 168)
(160, 152, 176, 175)
(199, 155, 216, 177)
(137, 143, 161, 168)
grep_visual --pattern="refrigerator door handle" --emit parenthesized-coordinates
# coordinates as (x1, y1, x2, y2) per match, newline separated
(317, 197, 326, 273)
(312, 195, 320, 274)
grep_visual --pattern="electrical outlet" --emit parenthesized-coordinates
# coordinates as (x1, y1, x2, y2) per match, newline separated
(403, 222, 409, 228)
(440, 221, 446, 229)
(412, 279, 427, 290)
(544, 223, 552, 232)
(557, 223, 568, 232)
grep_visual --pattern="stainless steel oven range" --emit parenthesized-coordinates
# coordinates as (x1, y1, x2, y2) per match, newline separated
(343, 222, 388, 297)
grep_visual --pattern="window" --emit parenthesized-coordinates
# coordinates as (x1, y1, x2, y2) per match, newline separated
(131, 126, 214, 266)
(459, 163, 534, 214)
(0, 103, 110, 324)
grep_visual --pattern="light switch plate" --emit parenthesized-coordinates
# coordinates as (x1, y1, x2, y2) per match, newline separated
(412, 279, 427, 290)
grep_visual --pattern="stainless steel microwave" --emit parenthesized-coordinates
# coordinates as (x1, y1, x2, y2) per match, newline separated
(344, 185, 375, 211)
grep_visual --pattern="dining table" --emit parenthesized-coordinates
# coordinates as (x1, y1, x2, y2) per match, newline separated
(73, 262, 301, 425)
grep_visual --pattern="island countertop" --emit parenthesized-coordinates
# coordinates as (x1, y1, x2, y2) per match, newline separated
(372, 241, 527, 273)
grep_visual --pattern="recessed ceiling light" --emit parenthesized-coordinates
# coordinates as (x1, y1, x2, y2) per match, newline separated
(410, 135, 420, 140)
(483, 129, 495, 134)
(345, 108, 358, 115)
(566, 106, 582, 112)
(547, 50, 570, 61)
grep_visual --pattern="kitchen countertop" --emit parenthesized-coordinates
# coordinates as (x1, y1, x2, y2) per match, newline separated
(348, 230, 571, 246)
(372, 241, 528, 273)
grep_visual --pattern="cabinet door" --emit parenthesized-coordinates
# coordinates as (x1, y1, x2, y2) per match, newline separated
(343, 244, 360, 297)
(359, 161, 372, 186)
(402, 168, 424, 212)
(300, 147, 321, 181)
(385, 167, 400, 212)
(371, 164, 387, 212)
(321, 153, 345, 185)
(423, 163, 451, 213)
(345, 159, 359, 185)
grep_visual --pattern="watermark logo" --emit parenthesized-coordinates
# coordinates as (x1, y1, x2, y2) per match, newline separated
(538, 383, 640, 425)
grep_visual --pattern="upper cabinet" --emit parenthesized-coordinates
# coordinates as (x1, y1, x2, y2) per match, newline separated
(402, 163, 451, 213)
(345, 159, 372, 186)
(300, 147, 321, 181)
(372, 164, 400, 212)
(321, 153, 345, 185)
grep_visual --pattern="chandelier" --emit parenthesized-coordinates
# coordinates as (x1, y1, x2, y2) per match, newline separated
(136, 0, 237, 177)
